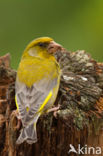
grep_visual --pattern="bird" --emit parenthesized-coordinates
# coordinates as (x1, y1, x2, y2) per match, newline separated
(15, 37, 62, 144)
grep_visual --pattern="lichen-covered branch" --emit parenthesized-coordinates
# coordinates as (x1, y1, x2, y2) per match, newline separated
(0, 51, 103, 156)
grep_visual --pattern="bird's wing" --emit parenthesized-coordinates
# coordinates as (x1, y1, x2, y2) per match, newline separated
(15, 76, 58, 126)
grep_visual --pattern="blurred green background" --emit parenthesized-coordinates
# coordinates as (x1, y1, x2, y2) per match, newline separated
(0, 0, 103, 69)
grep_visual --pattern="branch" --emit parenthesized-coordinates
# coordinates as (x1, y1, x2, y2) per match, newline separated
(0, 51, 103, 156)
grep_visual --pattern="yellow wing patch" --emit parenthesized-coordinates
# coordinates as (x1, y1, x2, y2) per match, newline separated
(39, 91, 52, 112)
(15, 95, 19, 111)
(15, 90, 52, 115)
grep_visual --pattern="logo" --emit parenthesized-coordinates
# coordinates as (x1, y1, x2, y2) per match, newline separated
(68, 144, 102, 155)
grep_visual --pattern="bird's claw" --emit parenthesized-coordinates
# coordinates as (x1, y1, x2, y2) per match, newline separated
(47, 104, 60, 118)
(11, 110, 21, 130)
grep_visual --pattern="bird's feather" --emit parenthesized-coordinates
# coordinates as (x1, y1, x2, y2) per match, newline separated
(15, 37, 61, 144)
(15, 76, 58, 126)
(17, 57, 60, 87)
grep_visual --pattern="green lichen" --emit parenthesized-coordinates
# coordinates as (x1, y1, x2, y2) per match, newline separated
(55, 50, 103, 131)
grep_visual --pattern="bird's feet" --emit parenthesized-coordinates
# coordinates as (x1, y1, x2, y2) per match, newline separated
(11, 110, 21, 130)
(47, 104, 60, 118)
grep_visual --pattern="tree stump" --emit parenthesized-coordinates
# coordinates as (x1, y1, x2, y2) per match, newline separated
(0, 51, 103, 156)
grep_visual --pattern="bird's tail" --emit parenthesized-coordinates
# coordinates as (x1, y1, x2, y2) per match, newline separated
(16, 123, 37, 144)
(16, 121, 37, 144)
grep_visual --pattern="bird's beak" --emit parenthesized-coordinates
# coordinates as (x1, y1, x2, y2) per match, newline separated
(47, 41, 62, 54)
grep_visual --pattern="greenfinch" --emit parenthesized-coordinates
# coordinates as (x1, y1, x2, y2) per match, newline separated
(15, 37, 62, 144)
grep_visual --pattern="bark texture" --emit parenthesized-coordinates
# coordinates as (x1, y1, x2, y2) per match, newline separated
(0, 51, 103, 156)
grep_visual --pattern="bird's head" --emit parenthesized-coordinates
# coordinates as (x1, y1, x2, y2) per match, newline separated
(23, 37, 62, 60)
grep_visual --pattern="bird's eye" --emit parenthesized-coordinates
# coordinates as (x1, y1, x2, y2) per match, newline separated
(38, 42, 45, 47)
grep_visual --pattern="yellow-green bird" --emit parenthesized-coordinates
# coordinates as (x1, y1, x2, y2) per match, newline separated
(15, 37, 62, 144)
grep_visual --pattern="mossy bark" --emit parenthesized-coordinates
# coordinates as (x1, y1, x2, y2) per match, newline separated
(0, 52, 103, 156)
